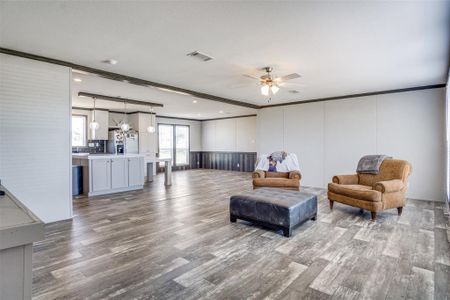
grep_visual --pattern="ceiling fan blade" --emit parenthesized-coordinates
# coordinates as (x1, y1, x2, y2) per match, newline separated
(243, 74, 261, 80)
(278, 82, 306, 87)
(275, 73, 301, 82)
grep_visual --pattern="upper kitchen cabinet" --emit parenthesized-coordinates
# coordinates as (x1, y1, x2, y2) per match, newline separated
(138, 113, 157, 155)
(91, 110, 109, 140)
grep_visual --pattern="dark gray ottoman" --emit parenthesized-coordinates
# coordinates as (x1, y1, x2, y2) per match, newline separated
(230, 187, 317, 237)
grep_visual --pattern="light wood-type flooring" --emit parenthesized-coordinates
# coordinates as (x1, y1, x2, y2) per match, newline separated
(32, 170, 450, 299)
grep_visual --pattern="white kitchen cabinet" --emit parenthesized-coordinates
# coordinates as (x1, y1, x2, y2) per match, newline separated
(111, 158, 128, 189)
(91, 159, 111, 192)
(75, 154, 145, 196)
(138, 113, 157, 155)
(139, 132, 151, 154)
(128, 157, 144, 187)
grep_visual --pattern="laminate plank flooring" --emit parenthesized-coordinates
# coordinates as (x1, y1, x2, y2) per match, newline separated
(32, 170, 450, 299)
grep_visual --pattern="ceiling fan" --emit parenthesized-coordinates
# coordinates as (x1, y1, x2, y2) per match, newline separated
(244, 67, 301, 97)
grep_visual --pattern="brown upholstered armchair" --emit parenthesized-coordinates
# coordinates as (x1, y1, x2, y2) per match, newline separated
(252, 170, 302, 190)
(328, 159, 412, 220)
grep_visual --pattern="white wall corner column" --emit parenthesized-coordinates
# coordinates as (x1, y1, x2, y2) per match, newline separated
(0, 54, 72, 223)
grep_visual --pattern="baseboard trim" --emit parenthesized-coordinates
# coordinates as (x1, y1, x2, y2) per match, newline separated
(88, 185, 143, 197)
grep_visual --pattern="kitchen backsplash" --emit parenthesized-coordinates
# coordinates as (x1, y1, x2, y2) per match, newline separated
(72, 140, 107, 154)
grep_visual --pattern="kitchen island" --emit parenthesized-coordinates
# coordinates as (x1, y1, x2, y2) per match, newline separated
(72, 153, 145, 196)
(145, 157, 172, 186)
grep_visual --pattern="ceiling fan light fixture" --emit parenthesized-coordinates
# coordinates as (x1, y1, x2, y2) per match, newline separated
(271, 85, 280, 94)
(261, 84, 270, 96)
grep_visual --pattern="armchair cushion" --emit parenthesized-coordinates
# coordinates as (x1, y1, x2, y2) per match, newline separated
(374, 179, 404, 193)
(332, 174, 359, 185)
(266, 172, 290, 179)
(253, 178, 300, 189)
(328, 183, 381, 202)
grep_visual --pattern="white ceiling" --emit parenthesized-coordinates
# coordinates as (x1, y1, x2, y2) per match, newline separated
(71, 73, 256, 119)
(1, 1, 449, 118)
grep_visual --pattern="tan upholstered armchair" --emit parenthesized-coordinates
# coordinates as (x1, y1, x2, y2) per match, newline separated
(252, 170, 302, 190)
(327, 159, 411, 220)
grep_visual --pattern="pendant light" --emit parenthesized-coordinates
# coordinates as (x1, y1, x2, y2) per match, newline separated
(120, 101, 130, 132)
(147, 106, 156, 133)
(89, 97, 100, 131)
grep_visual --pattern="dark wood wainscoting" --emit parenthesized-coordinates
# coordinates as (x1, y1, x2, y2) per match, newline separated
(158, 151, 256, 172)
(190, 151, 256, 172)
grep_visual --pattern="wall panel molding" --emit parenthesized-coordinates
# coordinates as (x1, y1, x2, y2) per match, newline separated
(257, 88, 446, 201)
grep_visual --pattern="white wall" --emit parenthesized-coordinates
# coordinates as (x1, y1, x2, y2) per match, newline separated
(157, 117, 202, 151)
(0, 54, 72, 223)
(257, 88, 446, 201)
(202, 116, 256, 152)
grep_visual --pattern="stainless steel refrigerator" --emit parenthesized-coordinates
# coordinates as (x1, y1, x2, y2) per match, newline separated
(107, 130, 139, 154)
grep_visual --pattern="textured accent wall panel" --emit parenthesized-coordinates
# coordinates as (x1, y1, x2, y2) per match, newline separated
(0, 54, 72, 222)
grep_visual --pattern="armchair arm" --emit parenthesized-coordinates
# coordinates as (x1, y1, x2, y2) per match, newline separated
(374, 179, 404, 193)
(252, 169, 266, 179)
(332, 174, 359, 185)
(289, 170, 302, 180)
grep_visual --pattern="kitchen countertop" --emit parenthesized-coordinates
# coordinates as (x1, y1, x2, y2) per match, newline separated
(72, 153, 145, 160)
(0, 185, 45, 250)
(144, 157, 172, 162)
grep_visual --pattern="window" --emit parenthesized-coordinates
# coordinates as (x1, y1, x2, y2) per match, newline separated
(72, 115, 87, 147)
(158, 124, 190, 166)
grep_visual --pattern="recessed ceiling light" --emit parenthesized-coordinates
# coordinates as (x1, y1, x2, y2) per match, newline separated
(72, 69, 89, 75)
(197, 113, 201, 116)
(192, 100, 198, 104)
(102, 59, 118, 65)
(73, 78, 82, 82)
(219, 110, 224, 114)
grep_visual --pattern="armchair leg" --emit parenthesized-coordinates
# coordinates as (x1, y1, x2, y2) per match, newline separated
(397, 207, 403, 216)
(329, 200, 334, 210)
(370, 212, 377, 221)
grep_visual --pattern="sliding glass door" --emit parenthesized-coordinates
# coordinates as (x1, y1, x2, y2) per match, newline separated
(175, 126, 189, 165)
(158, 124, 190, 166)
(158, 124, 174, 162)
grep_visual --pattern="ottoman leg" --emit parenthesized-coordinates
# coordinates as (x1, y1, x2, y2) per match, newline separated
(283, 227, 292, 237)
(311, 214, 317, 221)
(230, 214, 237, 223)
(329, 200, 334, 210)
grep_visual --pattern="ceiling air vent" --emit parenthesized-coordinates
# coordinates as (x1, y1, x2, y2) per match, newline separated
(289, 90, 300, 94)
(186, 51, 214, 62)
